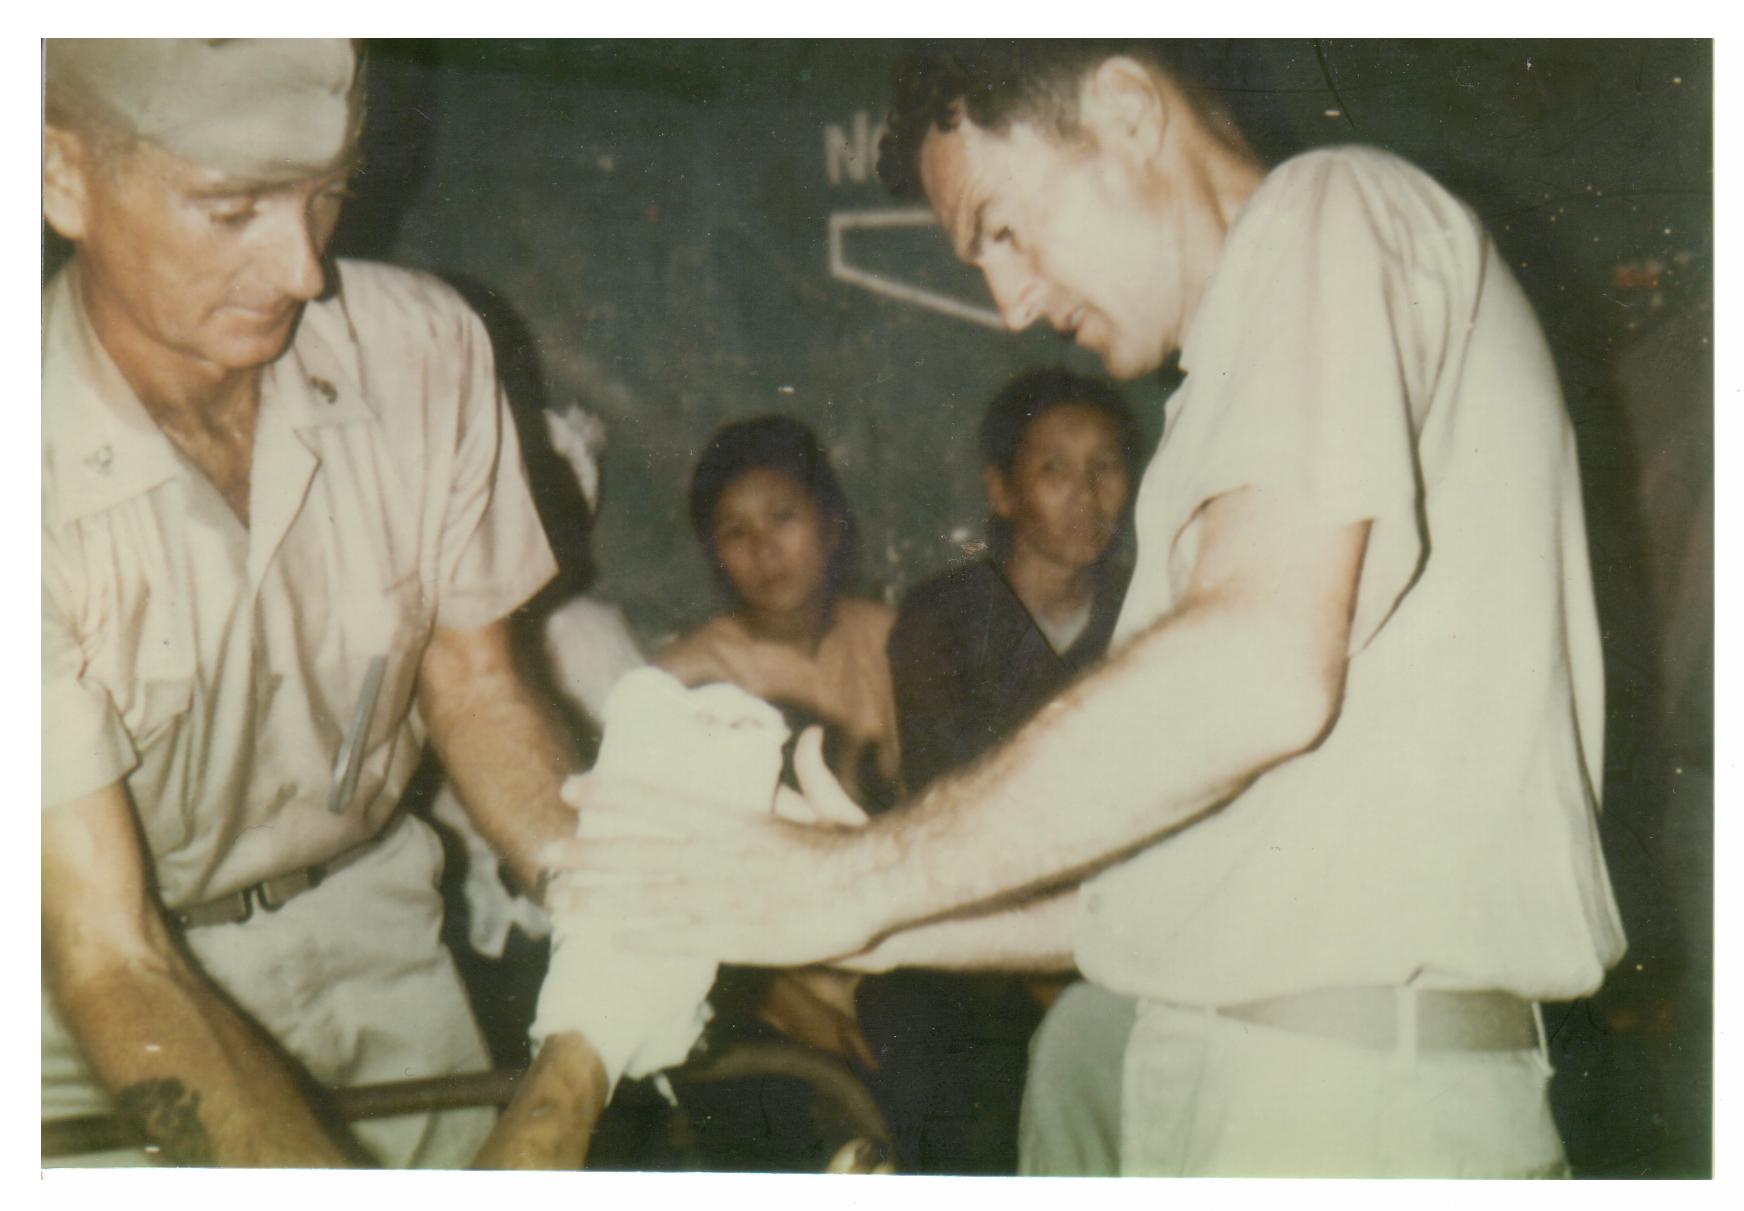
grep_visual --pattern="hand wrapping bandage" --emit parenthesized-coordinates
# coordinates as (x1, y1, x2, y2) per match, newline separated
(531, 667, 788, 1090)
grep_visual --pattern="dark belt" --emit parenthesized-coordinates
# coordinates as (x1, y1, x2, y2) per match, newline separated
(168, 831, 384, 930)
(1215, 986, 1540, 1053)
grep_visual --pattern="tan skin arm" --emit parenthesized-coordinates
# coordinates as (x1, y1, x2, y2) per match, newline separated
(44, 624, 606, 1168)
(42, 783, 354, 1166)
(418, 616, 618, 1168)
(416, 616, 579, 894)
(841, 491, 1369, 931)
(470, 1033, 608, 1170)
(548, 487, 1368, 968)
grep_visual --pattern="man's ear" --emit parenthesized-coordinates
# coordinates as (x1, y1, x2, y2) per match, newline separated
(43, 125, 93, 241)
(984, 465, 1016, 519)
(1077, 56, 1168, 161)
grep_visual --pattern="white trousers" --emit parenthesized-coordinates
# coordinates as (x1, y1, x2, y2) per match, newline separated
(1018, 980, 1136, 1176)
(1117, 998, 1567, 1177)
(43, 814, 495, 1168)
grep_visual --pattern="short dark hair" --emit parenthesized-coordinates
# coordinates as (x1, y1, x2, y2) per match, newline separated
(688, 415, 861, 602)
(979, 368, 1142, 561)
(980, 367, 1141, 477)
(878, 41, 1179, 199)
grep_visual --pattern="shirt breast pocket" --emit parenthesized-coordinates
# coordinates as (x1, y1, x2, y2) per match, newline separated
(123, 605, 198, 756)
(132, 672, 195, 752)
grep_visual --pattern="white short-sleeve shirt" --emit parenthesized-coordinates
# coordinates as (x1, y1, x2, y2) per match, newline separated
(43, 259, 557, 908)
(1073, 148, 1626, 1005)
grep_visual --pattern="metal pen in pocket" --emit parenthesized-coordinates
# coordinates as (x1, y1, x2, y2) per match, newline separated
(329, 654, 388, 814)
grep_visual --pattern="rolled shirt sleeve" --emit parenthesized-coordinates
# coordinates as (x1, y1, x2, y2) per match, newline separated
(42, 563, 137, 809)
(430, 304, 557, 633)
(1167, 150, 1447, 654)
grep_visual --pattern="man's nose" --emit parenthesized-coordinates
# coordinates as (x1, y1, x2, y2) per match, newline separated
(983, 258, 1043, 332)
(265, 209, 327, 302)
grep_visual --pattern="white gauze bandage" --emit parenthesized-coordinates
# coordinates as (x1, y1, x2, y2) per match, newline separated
(531, 667, 788, 1090)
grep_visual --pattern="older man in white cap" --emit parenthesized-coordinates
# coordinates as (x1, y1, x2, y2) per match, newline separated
(41, 40, 602, 1167)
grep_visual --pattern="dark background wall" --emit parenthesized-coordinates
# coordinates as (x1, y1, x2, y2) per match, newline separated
(332, 39, 1169, 647)
(332, 39, 1710, 649)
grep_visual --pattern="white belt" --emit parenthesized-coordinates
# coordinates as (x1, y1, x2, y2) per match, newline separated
(1212, 986, 1540, 1053)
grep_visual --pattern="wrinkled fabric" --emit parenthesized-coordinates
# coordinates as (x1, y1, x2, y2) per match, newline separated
(533, 669, 787, 1088)
(660, 597, 900, 797)
(42, 258, 553, 1164)
(45, 39, 362, 183)
(1076, 147, 1624, 1007)
(1018, 980, 1136, 1176)
(43, 259, 555, 901)
(1117, 1000, 1565, 1177)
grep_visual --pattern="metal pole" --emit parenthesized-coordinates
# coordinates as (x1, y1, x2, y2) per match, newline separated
(42, 1043, 890, 1163)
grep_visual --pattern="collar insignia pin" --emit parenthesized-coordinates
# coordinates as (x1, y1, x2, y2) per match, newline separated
(86, 444, 113, 475)
(310, 376, 338, 404)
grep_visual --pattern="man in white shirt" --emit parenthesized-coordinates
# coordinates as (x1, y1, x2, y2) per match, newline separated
(555, 43, 1626, 1176)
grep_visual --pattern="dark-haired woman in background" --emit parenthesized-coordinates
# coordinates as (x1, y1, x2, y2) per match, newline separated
(657, 415, 897, 1169)
(661, 415, 899, 807)
(871, 368, 1143, 1175)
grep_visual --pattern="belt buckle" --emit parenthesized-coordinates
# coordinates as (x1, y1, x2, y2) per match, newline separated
(171, 887, 253, 929)
(254, 867, 319, 913)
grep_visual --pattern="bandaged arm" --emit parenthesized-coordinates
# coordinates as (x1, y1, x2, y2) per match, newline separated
(531, 670, 789, 1092)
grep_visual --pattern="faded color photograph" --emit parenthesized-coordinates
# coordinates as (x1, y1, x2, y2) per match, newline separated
(41, 39, 1712, 1178)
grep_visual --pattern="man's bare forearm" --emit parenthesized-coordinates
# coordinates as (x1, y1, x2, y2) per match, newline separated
(420, 620, 579, 891)
(843, 887, 1080, 974)
(45, 784, 356, 1166)
(50, 956, 356, 1166)
(836, 506, 1367, 939)
(549, 501, 1365, 976)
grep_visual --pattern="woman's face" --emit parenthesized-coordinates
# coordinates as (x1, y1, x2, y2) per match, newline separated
(988, 402, 1132, 573)
(711, 466, 836, 629)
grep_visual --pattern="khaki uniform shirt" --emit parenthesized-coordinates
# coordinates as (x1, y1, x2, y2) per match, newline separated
(1074, 149, 1626, 1006)
(42, 260, 556, 909)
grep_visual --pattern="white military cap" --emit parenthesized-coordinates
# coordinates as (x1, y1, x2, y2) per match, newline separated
(44, 39, 363, 182)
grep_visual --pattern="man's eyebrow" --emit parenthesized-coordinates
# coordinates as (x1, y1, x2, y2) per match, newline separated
(182, 163, 360, 201)
(181, 177, 263, 200)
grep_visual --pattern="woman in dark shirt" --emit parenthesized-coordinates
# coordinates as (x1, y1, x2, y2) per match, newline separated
(890, 369, 1142, 796)
(870, 368, 1142, 1174)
